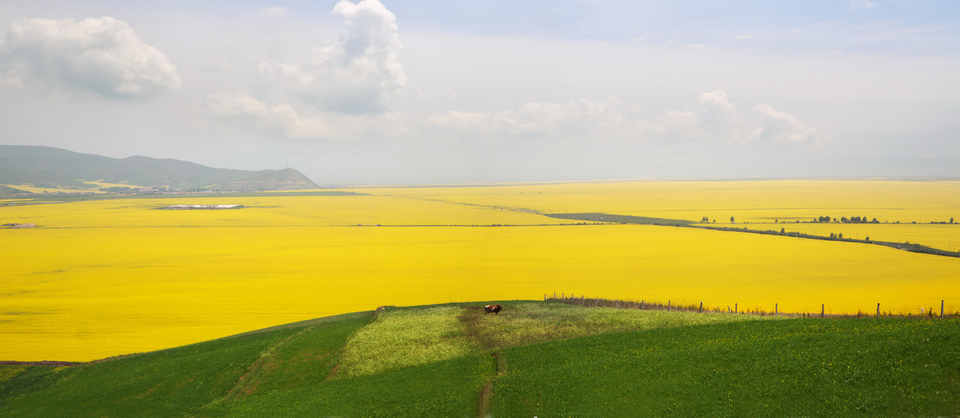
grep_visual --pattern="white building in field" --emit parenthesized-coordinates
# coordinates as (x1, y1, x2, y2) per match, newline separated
(163, 204, 242, 210)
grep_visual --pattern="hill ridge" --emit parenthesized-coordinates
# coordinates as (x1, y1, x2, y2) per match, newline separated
(0, 145, 318, 192)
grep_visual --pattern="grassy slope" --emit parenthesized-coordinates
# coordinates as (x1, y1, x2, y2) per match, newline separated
(494, 318, 960, 416)
(0, 312, 373, 417)
(228, 355, 492, 417)
(0, 327, 301, 417)
(2, 303, 958, 416)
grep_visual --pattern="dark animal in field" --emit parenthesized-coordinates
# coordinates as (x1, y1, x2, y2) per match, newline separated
(484, 304, 503, 315)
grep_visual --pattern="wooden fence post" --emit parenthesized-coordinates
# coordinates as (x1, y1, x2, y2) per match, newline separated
(877, 303, 880, 318)
(735, 303, 738, 314)
(668, 300, 671, 311)
(699, 301, 703, 313)
(775, 303, 778, 315)
(942, 300, 945, 318)
(640, 300, 644, 310)
(821, 304, 824, 318)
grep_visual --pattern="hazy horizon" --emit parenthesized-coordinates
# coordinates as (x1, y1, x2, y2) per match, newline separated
(2, 1, 958, 183)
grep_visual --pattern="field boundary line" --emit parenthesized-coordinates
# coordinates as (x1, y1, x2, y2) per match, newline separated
(545, 294, 959, 319)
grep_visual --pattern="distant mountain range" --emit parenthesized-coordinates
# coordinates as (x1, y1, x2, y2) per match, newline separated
(0, 145, 318, 192)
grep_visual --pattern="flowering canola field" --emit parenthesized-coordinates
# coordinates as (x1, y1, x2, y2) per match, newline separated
(1, 180, 958, 361)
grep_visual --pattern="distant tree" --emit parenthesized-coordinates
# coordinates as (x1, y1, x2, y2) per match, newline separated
(840, 216, 849, 223)
(830, 232, 836, 238)
(730, 216, 735, 223)
(865, 236, 870, 242)
(838, 233, 843, 239)
(872, 217, 878, 223)
(780, 227, 785, 234)
(951, 217, 955, 224)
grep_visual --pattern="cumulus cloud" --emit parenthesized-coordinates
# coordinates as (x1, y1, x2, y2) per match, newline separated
(428, 91, 820, 149)
(647, 91, 740, 143)
(205, 92, 328, 139)
(751, 104, 820, 145)
(696, 90, 740, 139)
(0, 16, 180, 99)
(260, 5, 288, 18)
(265, 0, 405, 114)
(428, 98, 629, 141)
(650, 91, 822, 147)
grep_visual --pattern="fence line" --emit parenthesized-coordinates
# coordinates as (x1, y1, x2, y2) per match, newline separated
(543, 293, 956, 319)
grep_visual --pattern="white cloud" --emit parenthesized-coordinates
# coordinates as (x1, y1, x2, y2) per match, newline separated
(0, 17, 180, 99)
(266, 0, 406, 114)
(729, 34, 754, 40)
(631, 33, 662, 41)
(851, 0, 877, 10)
(428, 98, 629, 141)
(751, 104, 819, 145)
(428, 91, 820, 150)
(646, 91, 740, 144)
(260, 5, 288, 18)
(695, 90, 739, 140)
(698, 90, 736, 112)
(205, 92, 328, 139)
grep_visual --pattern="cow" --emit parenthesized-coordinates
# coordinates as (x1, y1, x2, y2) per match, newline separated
(484, 304, 503, 315)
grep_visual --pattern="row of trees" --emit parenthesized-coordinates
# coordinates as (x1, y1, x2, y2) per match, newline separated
(813, 216, 879, 224)
(704, 215, 955, 224)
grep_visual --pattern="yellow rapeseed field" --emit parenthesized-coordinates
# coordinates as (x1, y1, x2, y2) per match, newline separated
(2, 181, 143, 194)
(0, 194, 548, 228)
(1, 180, 958, 361)
(359, 179, 960, 252)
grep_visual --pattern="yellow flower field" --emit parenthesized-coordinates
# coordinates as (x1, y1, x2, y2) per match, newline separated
(0, 194, 550, 228)
(359, 179, 960, 252)
(1, 180, 959, 362)
(359, 179, 960, 223)
(2, 181, 143, 195)
(740, 223, 960, 253)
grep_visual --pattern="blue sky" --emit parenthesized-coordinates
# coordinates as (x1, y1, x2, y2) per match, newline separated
(1, 0, 958, 183)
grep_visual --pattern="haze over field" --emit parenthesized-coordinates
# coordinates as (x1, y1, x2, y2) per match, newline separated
(1, 1, 958, 183)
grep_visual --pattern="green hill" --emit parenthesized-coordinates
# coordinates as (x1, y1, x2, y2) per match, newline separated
(1, 302, 958, 416)
(0, 145, 318, 192)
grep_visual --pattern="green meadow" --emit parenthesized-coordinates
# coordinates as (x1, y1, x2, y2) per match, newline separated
(1, 302, 958, 416)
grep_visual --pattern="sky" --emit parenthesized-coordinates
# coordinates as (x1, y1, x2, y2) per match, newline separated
(1, 0, 958, 184)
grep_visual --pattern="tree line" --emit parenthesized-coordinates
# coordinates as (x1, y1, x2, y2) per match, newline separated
(813, 216, 878, 224)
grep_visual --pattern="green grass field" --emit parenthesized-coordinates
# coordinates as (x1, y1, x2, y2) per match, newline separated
(2, 302, 958, 416)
